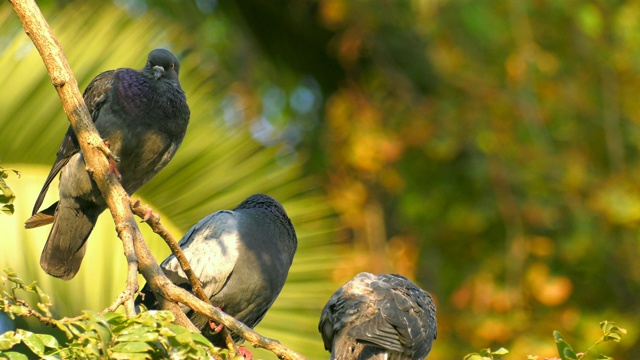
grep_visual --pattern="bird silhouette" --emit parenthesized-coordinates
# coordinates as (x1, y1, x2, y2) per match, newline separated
(319, 272, 437, 360)
(25, 49, 190, 280)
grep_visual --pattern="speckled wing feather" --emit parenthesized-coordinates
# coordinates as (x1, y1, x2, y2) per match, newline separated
(320, 273, 437, 360)
(348, 274, 437, 358)
(29, 70, 116, 219)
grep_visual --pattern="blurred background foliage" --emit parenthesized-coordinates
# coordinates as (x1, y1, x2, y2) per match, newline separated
(1, 0, 640, 359)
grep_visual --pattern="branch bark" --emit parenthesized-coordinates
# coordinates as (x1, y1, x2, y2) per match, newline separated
(10, 1, 307, 359)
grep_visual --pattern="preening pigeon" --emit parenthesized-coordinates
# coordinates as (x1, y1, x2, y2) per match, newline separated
(137, 194, 298, 348)
(319, 272, 437, 360)
(25, 49, 190, 280)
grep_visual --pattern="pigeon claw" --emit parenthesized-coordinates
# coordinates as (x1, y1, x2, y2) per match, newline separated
(208, 319, 224, 333)
(101, 140, 121, 162)
(109, 158, 122, 180)
(101, 140, 122, 180)
(237, 346, 253, 360)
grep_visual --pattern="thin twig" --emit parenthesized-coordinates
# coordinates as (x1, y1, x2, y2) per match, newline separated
(131, 200, 207, 300)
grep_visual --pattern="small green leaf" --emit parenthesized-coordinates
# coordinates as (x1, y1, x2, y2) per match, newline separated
(110, 341, 153, 353)
(104, 312, 127, 325)
(21, 331, 45, 355)
(189, 332, 214, 348)
(35, 286, 51, 305)
(463, 355, 489, 360)
(554, 331, 577, 360)
(0, 351, 29, 360)
(603, 333, 621, 342)
(5, 273, 23, 286)
(8, 305, 29, 316)
(111, 352, 152, 360)
(596, 355, 613, 360)
(562, 348, 578, 360)
(1, 204, 14, 215)
(35, 334, 58, 349)
(491, 348, 509, 355)
(0, 331, 20, 350)
(600, 321, 613, 333)
(116, 332, 159, 343)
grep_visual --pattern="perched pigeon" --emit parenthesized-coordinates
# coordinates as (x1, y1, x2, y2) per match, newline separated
(137, 194, 298, 347)
(25, 49, 190, 280)
(319, 272, 437, 360)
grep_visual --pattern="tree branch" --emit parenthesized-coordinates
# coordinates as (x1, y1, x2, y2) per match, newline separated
(10, 1, 306, 359)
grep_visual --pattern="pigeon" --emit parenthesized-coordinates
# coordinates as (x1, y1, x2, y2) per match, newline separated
(137, 194, 298, 348)
(25, 49, 190, 280)
(319, 272, 437, 360)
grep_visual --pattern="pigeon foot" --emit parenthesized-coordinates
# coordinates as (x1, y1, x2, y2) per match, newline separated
(237, 346, 253, 360)
(102, 140, 122, 180)
(208, 318, 224, 333)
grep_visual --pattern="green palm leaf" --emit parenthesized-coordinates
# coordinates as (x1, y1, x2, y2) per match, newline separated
(0, 3, 341, 358)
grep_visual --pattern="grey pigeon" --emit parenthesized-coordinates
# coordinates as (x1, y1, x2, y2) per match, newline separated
(25, 49, 190, 280)
(137, 194, 298, 347)
(319, 272, 437, 360)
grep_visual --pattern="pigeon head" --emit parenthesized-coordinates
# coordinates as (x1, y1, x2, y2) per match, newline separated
(235, 194, 298, 250)
(145, 48, 181, 83)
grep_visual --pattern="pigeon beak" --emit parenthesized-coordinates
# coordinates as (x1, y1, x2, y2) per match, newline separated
(153, 65, 165, 80)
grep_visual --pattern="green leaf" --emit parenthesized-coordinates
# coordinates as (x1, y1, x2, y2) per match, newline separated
(90, 322, 113, 349)
(603, 333, 622, 342)
(1, 204, 14, 215)
(0, 331, 20, 350)
(554, 331, 577, 360)
(34, 286, 51, 305)
(4, 273, 23, 286)
(21, 331, 45, 356)
(116, 332, 159, 343)
(463, 355, 489, 360)
(110, 352, 152, 360)
(492, 348, 509, 355)
(562, 348, 578, 360)
(110, 341, 154, 353)
(189, 332, 214, 348)
(0, 351, 29, 360)
(600, 321, 613, 333)
(103, 312, 128, 325)
(596, 355, 613, 360)
(35, 334, 58, 349)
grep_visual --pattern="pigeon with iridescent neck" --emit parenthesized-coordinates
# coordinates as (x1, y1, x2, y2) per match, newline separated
(26, 49, 190, 280)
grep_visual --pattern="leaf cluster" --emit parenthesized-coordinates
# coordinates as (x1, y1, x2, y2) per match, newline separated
(465, 321, 626, 360)
(0, 270, 224, 360)
(0, 166, 19, 216)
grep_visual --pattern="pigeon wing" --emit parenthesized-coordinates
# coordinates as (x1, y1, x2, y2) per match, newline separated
(346, 274, 430, 355)
(161, 210, 240, 299)
(30, 70, 116, 216)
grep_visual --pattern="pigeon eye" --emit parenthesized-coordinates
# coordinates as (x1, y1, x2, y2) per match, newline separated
(170, 63, 175, 70)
